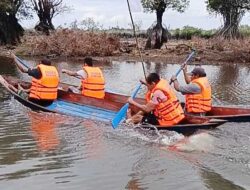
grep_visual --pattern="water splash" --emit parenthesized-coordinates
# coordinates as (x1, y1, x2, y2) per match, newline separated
(117, 123, 185, 146)
(169, 132, 214, 152)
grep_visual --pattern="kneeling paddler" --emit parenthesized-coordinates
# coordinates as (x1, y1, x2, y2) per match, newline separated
(126, 73, 184, 127)
(11, 53, 59, 106)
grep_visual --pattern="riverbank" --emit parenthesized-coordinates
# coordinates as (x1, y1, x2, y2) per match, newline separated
(115, 37, 250, 65)
(1, 29, 250, 65)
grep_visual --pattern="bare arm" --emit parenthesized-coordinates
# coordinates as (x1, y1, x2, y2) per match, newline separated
(62, 69, 79, 77)
(173, 79, 181, 91)
(128, 97, 156, 113)
(183, 65, 191, 84)
(170, 76, 181, 91)
(170, 75, 201, 94)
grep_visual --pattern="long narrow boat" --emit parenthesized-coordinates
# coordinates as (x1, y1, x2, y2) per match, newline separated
(59, 79, 250, 123)
(0, 75, 226, 135)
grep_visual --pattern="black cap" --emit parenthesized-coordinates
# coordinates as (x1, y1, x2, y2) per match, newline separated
(41, 58, 51, 66)
(84, 57, 93, 66)
(190, 67, 206, 77)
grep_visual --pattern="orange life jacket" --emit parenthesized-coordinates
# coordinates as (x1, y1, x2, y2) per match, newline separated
(146, 79, 184, 126)
(29, 64, 59, 100)
(81, 66, 105, 99)
(185, 77, 212, 113)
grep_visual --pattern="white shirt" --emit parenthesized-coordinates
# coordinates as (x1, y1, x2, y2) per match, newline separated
(150, 90, 168, 105)
(76, 70, 87, 79)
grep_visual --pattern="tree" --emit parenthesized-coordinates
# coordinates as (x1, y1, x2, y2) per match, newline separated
(0, 0, 30, 45)
(141, 0, 189, 49)
(80, 17, 103, 31)
(206, 0, 250, 39)
(31, 0, 69, 34)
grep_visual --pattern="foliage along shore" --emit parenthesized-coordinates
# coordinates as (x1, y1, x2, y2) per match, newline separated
(1, 29, 250, 65)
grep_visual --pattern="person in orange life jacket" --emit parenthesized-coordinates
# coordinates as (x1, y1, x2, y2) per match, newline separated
(62, 57, 105, 99)
(126, 73, 185, 126)
(11, 53, 59, 106)
(170, 65, 212, 115)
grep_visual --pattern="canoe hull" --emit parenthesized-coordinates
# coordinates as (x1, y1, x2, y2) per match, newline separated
(142, 119, 226, 135)
(0, 75, 228, 135)
(0, 75, 116, 122)
(206, 106, 250, 122)
(6, 75, 250, 123)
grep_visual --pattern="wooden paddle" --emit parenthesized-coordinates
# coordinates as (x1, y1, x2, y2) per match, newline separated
(111, 83, 142, 129)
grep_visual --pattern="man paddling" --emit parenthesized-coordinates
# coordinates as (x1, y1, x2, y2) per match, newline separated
(62, 57, 105, 99)
(126, 73, 184, 126)
(11, 53, 59, 105)
(170, 65, 212, 116)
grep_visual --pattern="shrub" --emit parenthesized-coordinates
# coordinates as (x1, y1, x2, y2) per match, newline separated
(21, 29, 120, 57)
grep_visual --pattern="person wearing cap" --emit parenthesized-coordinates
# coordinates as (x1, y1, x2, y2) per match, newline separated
(126, 73, 185, 126)
(11, 53, 59, 105)
(62, 57, 105, 99)
(170, 65, 211, 115)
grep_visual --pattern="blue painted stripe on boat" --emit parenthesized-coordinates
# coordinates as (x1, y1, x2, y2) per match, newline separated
(46, 100, 117, 122)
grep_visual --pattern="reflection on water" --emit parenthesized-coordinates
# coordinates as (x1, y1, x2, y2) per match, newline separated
(0, 57, 250, 189)
(126, 175, 143, 190)
(201, 167, 246, 190)
(211, 64, 250, 105)
(29, 111, 60, 152)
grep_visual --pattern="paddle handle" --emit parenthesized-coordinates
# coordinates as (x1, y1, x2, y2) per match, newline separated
(170, 50, 196, 85)
(15, 56, 30, 69)
(131, 83, 142, 98)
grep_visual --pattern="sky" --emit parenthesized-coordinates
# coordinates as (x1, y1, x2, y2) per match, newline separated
(21, 0, 250, 30)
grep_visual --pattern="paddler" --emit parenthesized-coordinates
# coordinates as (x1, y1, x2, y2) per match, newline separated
(126, 73, 185, 126)
(170, 65, 212, 116)
(11, 53, 59, 106)
(62, 57, 105, 99)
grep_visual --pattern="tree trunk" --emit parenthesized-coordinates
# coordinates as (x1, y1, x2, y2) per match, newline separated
(145, 9, 169, 49)
(217, 10, 242, 39)
(48, 18, 55, 30)
(0, 13, 24, 45)
(35, 10, 55, 34)
(35, 21, 51, 35)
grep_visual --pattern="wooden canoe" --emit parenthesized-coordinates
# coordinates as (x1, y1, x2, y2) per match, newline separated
(0, 75, 227, 135)
(59, 80, 250, 123)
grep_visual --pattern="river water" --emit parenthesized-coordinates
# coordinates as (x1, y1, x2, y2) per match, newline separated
(0, 57, 250, 190)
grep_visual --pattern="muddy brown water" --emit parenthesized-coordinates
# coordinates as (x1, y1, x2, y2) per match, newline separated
(0, 58, 249, 190)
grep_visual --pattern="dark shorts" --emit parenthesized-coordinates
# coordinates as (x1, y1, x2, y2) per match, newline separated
(141, 112, 159, 125)
(29, 98, 54, 106)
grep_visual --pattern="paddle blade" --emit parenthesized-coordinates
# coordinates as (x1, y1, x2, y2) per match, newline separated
(112, 83, 141, 129)
(112, 103, 129, 129)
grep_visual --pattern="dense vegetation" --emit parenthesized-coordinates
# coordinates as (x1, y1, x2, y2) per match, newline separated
(1, 0, 250, 52)
(20, 29, 120, 57)
(105, 25, 250, 40)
